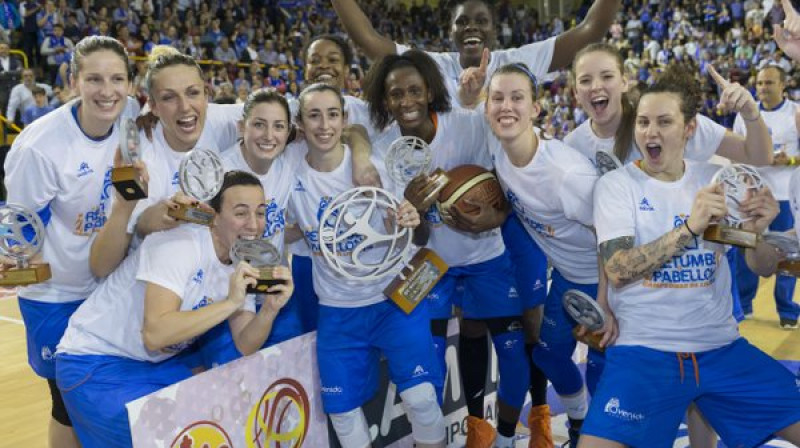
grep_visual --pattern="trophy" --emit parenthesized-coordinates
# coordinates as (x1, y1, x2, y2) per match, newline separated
(0, 204, 51, 286)
(763, 231, 800, 276)
(111, 118, 147, 200)
(562, 289, 606, 351)
(230, 238, 286, 294)
(703, 164, 765, 248)
(318, 186, 448, 314)
(595, 150, 622, 176)
(167, 148, 225, 226)
(386, 136, 449, 211)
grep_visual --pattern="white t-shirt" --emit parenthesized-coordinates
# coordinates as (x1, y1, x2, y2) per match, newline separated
(565, 114, 726, 166)
(594, 160, 739, 352)
(57, 225, 254, 362)
(488, 132, 599, 283)
(288, 144, 404, 308)
(732, 100, 799, 200)
(221, 142, 305, 255)
(372, 108, 505, 267)
(396, 38, 557, 107)
(4, 101, 119, 302)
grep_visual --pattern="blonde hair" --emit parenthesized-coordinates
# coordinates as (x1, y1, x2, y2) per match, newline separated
(143, 45, 204, 96)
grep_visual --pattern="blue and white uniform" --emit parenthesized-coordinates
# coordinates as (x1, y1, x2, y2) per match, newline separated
(732, 101, 800, 322)
(56, 225, 254, 448)
(585, 159, 800, 447)
(4, 100, 121, 378)
(488, 130, 604, 402)
(288, 143, 441, 414)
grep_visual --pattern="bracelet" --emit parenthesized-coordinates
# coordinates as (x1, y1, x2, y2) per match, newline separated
(684, 220, 699, 238)
(742, 112, 761, 122)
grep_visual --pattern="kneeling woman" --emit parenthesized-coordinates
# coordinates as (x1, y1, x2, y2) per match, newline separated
(55, 171, 294, 448)
(582, 66, 800, 448)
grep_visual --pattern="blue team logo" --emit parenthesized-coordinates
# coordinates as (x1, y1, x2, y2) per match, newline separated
(193, 295, 213, 309)
(507, 189, 554, 237)
(316, 196, 332, 221)
(294, 180, 306, 192)
(263, 200, 286, 238)
(645, 214, 715, 287)
(306, 195, 364, 253)
(77, 162, 93, 177)
(639, 198, 655, 211)
(425, 204, 443, 226)
(171, 171, 180, 186)
(99, 167, 113, 202)
(191, 269, 204, 284)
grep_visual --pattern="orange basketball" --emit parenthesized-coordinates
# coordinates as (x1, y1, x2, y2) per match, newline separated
(438, 165, 507, 230)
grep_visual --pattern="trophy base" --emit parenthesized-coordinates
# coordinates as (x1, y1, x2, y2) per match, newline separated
(112, 167, 147, 200)
(405, 169, 449, 211)
(247, 268, 287, 294)
(571, 326, 605, 352)
(167, 204, 215, 226)
(0, 263, 51, 286)
(384, 248, 448, 314)
(703, 224, 759, 248)
(778, 259, 800, 277)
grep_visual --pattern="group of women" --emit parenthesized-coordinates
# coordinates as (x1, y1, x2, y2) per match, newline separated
(5, 0, 800, 448)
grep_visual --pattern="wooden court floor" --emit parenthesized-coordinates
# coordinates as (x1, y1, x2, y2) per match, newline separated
(1, 277, 799, 447)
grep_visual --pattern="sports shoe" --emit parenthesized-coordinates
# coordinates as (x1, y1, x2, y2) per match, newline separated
(527, 404, 553, 448)
(560, 426, 580, 448)
(780, 318, 799, 330)
(466, 416, 496, 448)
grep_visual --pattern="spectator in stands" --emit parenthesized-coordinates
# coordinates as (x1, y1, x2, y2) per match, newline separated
(6, 67, 51, 124)
(214, 36, 238, 64)
(40, 23, 72, 83)
(19, 0, 40, 65)
(36, 1, 61, 44)
(0, 0, 21, 43)
(0, 40, 22, 73)
(21, 85, 52, 125)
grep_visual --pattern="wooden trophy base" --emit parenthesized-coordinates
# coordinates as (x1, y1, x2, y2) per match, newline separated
(0, 263, 51, 286)
(778, 259, 800, 277)
(247, 267, 287, 294)
(384, 248, 448, 314)
(112, 167, 147, 200)
(405, 169, 449, 211)
(703, 224, 759, 248)
(571, 326, 605, 352)
(167, 204, 215, 226)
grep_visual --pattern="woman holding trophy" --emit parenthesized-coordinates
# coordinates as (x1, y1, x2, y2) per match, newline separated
(287, 83, 445, 448)
(3, 36, 134, 447)
(581, 65, 800, 448)
(55, 171, 294, 447)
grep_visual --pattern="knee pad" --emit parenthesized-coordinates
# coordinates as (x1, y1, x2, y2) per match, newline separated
(486, 317, 530, 409)
(400, 383, 445, 444)
(48, 378, 72, 426)
(329, 408, 370, 448)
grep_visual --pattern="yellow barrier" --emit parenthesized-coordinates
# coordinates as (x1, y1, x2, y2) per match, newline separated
(9, 49, 28, 69)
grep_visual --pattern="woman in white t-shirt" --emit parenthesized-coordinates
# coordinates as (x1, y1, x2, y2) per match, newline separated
(584, 65, 800, 448)
(3, 36, 133, 447)
(55, 171, 294, 448)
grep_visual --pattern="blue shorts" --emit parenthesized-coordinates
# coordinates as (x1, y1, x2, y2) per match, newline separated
(502, 214, 548, 309)
(292, 255, 319, 333)
(56, 353, 192, 448)
(317, 300, 442, 414)
(197, 301, 304, 368)
(582, 339, 800, 448)
(540, 268, 598, 352)
(427, 251, 522, 320)
(18, 297, 84, 378)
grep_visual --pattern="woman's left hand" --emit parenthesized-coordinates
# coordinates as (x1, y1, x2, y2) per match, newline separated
(260, 266, 294, 315)
(447, 198, 506, 233)
(740, 187, 779, 234)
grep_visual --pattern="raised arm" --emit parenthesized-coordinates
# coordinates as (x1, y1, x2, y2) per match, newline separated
(331, 0, 397, 61)
(549, 0, 621, 72)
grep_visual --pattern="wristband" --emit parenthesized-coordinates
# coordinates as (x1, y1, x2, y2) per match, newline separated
(742, 112, 761, 122)
(684, 220, 699, 238)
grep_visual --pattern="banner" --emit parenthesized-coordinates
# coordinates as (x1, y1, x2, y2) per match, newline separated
(127, 332, 328, 448)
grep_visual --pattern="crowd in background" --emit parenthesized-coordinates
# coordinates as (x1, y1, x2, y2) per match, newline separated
(0, 0, 798, 137)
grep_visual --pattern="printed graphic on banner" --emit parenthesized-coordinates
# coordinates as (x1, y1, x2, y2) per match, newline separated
(127, 332, 327, 447)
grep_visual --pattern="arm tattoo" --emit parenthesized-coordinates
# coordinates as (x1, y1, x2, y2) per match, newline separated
(600, 226, 693, 287)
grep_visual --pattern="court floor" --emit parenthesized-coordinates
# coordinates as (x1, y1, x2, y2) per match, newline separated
(1, 277, 798, 447)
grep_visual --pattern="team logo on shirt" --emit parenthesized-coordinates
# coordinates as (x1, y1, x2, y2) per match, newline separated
(424, 204, 444, 226)
(307, 196, 364, 253)
(507, 190, 555, 237)
(412, 365, 429, 378)
(77, 161, 93, 177)
(73, 168, 113, 235)
(293, 180, 306, 192)
(172, 171, 180, 186)
(644, 215, 714, 288)
(191, 269, 204, 284)
(193, 295, 214, 309)
(263, 200, 285, 238)
(638, 198, 655, 211)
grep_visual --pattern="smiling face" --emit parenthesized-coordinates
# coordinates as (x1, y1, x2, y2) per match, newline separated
(71, 49, 129, 134)
(305, 38, 348, 90)
(635, 92, 696, 180)
(298, 89, 345, 154)
(574, 50, 629, 129)
(485, 72, 539, 142)
(213, 184, 267, 255)
(148, 64, 208, 151)
(450, 0, 495, 68)
(240, 101, 290, 166)
(384, 66, 433, 135)
(756, 66, 784, 110)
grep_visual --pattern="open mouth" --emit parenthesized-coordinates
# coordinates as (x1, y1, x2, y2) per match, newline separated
(95, 99, 118, 111)
(463, 36, 483, 50)
(177, 116, 198, 133)
(645, 143, 662, 161)
(400, 110, 422, 122)
(590, 96, 609, 114)
(256, 142, 277, 152)
(497, 115, 518, 126)
(314, 73, 336, 84)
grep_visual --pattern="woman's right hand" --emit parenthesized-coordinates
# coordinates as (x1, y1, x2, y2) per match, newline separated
(228, 261, 259, 308)
(686, 183, 728, 234)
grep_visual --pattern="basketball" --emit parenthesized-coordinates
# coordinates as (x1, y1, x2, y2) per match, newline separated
(437, 165, 507, 231)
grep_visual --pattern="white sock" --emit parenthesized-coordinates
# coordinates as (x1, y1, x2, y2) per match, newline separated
(560, 386, 588, 420)
(494, 433, 515, 448)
